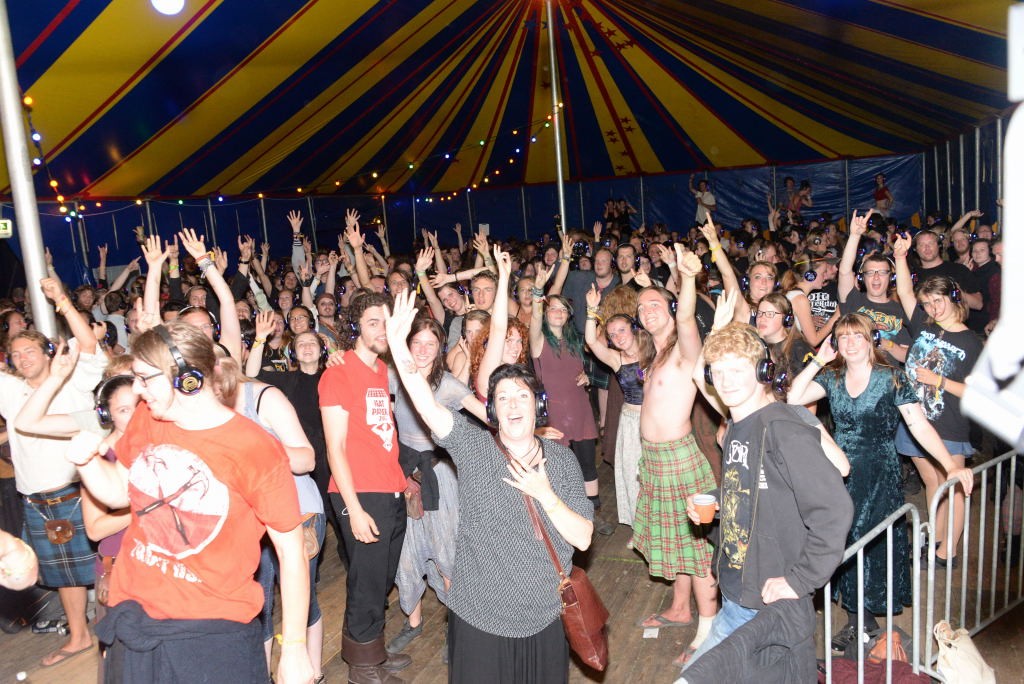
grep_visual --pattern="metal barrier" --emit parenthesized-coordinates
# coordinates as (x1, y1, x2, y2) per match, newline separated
(922, 449, 1023, 673)
(817, 450, 1023, 682)
(820, 503, 924, 683)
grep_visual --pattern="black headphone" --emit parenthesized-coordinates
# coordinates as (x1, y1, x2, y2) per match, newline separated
(155, 325, 204, 395)
(946, 278, 962, 303)
(5, 335, 56, 371)
(285, 332, 329, 367)
(704, 333, 775, 387)
(178, 306, 221, 341)
(486, 389, 549, 428)
(94, 375, 134, 428)
(780, 310, 794, 328)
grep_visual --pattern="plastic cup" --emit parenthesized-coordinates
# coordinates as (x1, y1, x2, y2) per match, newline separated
(693, 494, 717, 524)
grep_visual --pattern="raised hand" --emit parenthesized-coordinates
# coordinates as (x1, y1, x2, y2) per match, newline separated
(126, 256, 142, 273)
(142, 235, 167, 268)
(98, 244, 109, 262)
(494, 245, 511, 280)
(473, 232, 490, 257)
(260, 241, 270, 260)
(39, 277, 64, 303)
(849, 209, 873, 237)
(560, 231, 573, 259)
(287, 210, 303, 234)
(255, 310, 275, 339)
(344, 221, 365, 249)
(675, 244, 701, 278)
(428, 272, 452, 289)
(585, 283, 601, 309)
(344, 208, 360, 230)
(699, 217, 721, 248)
(534, 263, 551, 289)
(384, 290, 419, 357)
(633, 270, 652, 288)
(453, 222, 462, 237)
(132, 296, 159, 334)
(44, 247, 53, 267)
(415, 247, 434, 273)
(593, 221, 602, 241)
(177, 228, 208, 259)
(892, 233, 911, 259)
(238, 235, 254, 263)
(712, 289, 738, 330)
(213, 247, 228, 273)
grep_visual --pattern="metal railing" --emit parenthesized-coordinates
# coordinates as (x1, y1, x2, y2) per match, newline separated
(820, 503, 923, 683)
(922, 449, 1023, 672)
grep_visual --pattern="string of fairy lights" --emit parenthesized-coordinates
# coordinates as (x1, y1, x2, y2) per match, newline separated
(21, 89, 565, 216)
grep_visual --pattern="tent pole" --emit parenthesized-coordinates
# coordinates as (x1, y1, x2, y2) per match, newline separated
(997, 117, 1004, 231)
(975, 127, 981, 211)
(206, 198, 216, 247)
(579, 182, 585, 232)
(945, 139, 952, 219)
(545, 0, 567, 236)
(381, 195, 389, 242)
(843, 160, 850, 220)
(306, 196, 318, 251)
(259, 197, 268, 245)
(0, 0, 55, 334)
(639, 176, 646, 228)
(465, 191, 472, 232)
(959, 134, 966, 216)
(521, 187, 528, 239)
(411, 196, 417, 241)
(145, 200, 155, 236)
(933, 146, 940, 217)
(921, 153, 927, 219)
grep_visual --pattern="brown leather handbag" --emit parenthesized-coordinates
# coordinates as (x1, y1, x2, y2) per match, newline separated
(494, 436, 609, 671)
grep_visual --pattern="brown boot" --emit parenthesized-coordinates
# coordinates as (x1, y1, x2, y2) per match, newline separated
(342, 632, 408, 684)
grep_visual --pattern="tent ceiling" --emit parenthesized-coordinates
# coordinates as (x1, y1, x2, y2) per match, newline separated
(4, 0, 1012, 201)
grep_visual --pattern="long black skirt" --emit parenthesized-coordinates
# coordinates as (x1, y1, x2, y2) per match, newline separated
(448, 611, 568, 684)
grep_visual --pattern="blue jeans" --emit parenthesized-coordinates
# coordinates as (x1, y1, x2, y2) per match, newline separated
(682, 595, 759, 672)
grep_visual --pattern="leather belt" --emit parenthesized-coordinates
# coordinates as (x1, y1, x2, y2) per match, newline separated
(26, 491, 79, 506)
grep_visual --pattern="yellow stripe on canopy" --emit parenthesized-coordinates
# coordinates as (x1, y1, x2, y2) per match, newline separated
(87, 0, 377, 198)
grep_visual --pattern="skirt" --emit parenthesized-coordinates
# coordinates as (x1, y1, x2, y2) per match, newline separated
(22, 484, 96, 588)
(448, 611, 568, 684)
(395, 460, 459, 615)
(614, 404, 642, 526)
(634, 434, 715, 579)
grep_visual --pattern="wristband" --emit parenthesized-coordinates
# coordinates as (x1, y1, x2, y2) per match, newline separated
(253, 337, 266, 346)
(560, 255, 571, 262)
(541, 497, 563, 513)
(198, 260, 215, 275)
(416, 271, 427, 278)
(275, 634, 306, 646)
(239, 259, 251, 265)
(531, 287, 544, 298)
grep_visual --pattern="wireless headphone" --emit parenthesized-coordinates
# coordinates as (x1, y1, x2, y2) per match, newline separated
(857, 255, 897, 288)
(94, 375, 134, 428)
(946, 277, 962, 303)
(704, 333, 775, 387)
(486, 389, 549, 428)
(285, 332, 329, 367)
(830, 323, 883, 351)
(5, 334, 56, 371)
(155, 325, 204, 395)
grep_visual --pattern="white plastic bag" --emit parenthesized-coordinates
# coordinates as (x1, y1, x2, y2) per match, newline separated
(934, 621, 996, 683)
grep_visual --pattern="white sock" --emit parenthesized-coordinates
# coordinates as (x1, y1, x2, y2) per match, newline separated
(688, 615, 715, 650)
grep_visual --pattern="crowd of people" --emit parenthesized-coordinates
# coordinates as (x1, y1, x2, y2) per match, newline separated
(0, 186, 1007, 682)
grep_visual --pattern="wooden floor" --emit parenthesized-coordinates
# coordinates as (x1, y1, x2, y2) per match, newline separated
(3, 458, 1023, 683)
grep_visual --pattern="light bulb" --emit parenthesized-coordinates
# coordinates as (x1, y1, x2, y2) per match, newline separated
(151, 0, 185, 16)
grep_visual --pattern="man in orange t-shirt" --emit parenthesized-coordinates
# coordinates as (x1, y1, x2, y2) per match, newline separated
(320, 291, 410, 681)
(67, 323, 312, 684)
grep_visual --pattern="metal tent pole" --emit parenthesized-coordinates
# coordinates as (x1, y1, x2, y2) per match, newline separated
(259, 197, 268, 244)
(0, 0, 54, 334)
(975, 127, 981, 211)
(959, 134, 966, 216)
(521, 187, 528, 239)
(545, 0, 567, 236)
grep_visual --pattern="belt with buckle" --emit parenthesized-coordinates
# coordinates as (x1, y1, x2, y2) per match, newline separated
(26, 490, 79, 506)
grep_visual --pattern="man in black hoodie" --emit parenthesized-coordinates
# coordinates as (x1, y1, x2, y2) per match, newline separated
(677, 322, 853, 683)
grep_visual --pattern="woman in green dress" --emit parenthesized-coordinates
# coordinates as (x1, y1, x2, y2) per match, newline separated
(787, 313, 973, 653)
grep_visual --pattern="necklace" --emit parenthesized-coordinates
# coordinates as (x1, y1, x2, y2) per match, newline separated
(502, 438, 541, 468)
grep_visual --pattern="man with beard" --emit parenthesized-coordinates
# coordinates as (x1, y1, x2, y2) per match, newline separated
(319, 292, 411, 682)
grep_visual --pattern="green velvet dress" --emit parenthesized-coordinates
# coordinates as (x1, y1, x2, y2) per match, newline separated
(818, 365, 918, 614)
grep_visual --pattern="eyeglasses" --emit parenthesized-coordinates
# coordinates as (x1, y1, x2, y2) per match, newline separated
(132, 371, 164, 387)
(755, 310, 781, 319)
(862, 269, 891, 278)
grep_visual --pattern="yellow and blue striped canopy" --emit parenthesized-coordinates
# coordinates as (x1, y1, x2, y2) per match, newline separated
(6, 0, 1012, 201)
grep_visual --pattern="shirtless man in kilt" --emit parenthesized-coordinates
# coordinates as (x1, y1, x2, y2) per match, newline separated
(633, 246, 718, 665)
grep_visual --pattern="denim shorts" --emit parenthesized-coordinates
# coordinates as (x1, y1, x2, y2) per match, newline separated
(895, 422, 973, 459)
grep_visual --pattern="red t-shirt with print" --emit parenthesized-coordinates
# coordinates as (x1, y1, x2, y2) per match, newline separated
(110, 403, 301, 622)
(318, 350, 404, 494)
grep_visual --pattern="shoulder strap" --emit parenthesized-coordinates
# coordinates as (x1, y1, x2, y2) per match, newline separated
(255, 384, 272, 413)
(492, 434, 568, 582)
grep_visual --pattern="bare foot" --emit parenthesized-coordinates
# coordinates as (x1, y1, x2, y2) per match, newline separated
(636, 611, 693, 628)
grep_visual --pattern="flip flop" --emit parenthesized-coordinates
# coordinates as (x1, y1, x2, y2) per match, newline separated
(672, 645, 698, 668)
(41, 643, 93, 668)
(636, 613, 693, 628)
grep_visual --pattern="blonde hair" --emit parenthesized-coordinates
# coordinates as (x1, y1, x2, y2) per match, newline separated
(703, 322, 764, 367)
(132, 322, 216, 384)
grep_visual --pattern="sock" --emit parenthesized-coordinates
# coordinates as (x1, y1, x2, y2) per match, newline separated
(688, 615, 715, 650)
(588, 494, 601, 510)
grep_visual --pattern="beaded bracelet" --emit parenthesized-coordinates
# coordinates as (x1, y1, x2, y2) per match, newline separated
(531, 287, 544, 298)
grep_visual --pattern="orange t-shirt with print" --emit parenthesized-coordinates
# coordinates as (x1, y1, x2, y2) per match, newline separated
(318, 350, 404, 494)
(110, 403, 301, 622)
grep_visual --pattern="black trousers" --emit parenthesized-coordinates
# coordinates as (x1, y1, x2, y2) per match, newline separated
(329, 492, 406, 642)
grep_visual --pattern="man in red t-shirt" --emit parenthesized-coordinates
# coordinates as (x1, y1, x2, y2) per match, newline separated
(66, 323, 312, 684)
(319, 291, 410, 681)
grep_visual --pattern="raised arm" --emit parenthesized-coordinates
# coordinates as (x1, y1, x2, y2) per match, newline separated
(699, 219, 741, 305)
(838, 210, 870, 302)
(344, 210, 373, 289)
(950, 209, 983, 234)
(414, 247, 445, 323)
(66, 432, 130, 509)
(582, 284, 621, 370)
(892, 233, 917, 320)
(108, 256, 140, 294)
(141, 235, 170, 320)
(178, 229, 243, 362)
(246, 311, 274, 378)
(674, 244, 703, 365)
(386, 290, 453, 438)
(41, 278, 98, 354)
(287, 211, 306, 275)
(546, 232, 572, 296)
(476, 246, 511, 393)
(529, 264, 551, 359)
